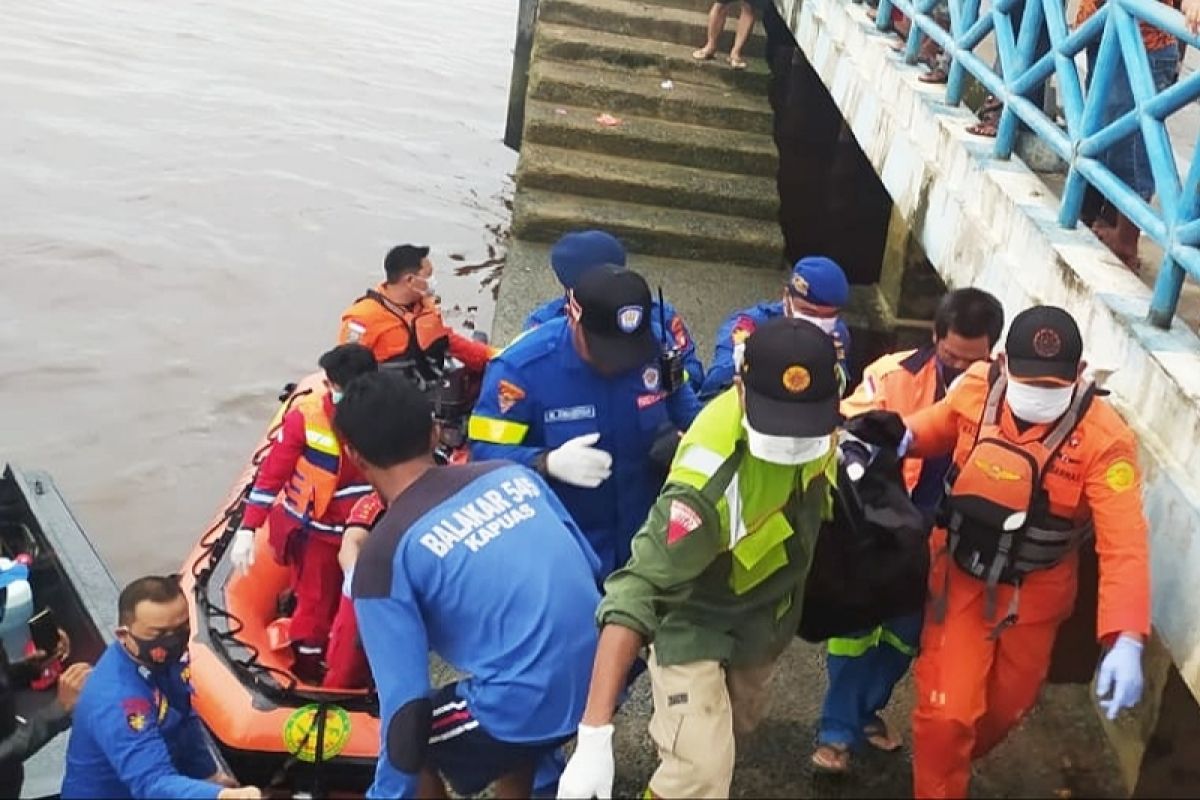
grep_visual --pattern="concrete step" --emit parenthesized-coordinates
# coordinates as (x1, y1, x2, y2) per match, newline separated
(522, 100, 778, 177)
(536, 22, 770, 93)
(538, 0, 767, 57)
(528, 57, 773, 134)
(511, 188, 784, 268)
(517, 143, 779, 220)
(634, 0, 716, 12)
(493, 238, 787, 355)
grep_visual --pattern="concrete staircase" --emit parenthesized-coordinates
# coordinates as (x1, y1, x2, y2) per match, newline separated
(511, 0, 785, 271)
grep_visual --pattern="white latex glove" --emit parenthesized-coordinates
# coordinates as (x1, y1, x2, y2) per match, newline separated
(545, 433, 613, 489)
(1096, 634, 1144, 720)
(557, 723, 614, 799)
(230, 528, 256, 575)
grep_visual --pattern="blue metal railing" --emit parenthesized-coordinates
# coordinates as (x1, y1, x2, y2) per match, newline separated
(869, 0, 1200, 328)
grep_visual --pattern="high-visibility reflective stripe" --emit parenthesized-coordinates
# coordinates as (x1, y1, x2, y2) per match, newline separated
(467, 416, 529, 445)
(304, 426, 339, 456)
(333, 484, 373, 498)
(248, 490, 276, 506)
(676, 444, 725, 478)
(282, 504, 345, 533)
(879, 628, 917, 657)
(827, 626, 918, 658)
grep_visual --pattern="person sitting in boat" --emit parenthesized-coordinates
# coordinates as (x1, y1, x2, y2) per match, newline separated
(333, 370, 601, 798)
(321, 491, 384, 690)
(61, 575, 261, 800)
(469, 265, 702, 578)
(522, 230, 706, 394)
(229, 343, 378, 684)
(338, 244, 494, 381)
(700, 255, 853, 400)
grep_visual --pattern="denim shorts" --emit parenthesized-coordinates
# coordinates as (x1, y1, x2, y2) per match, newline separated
(1087, 43, 1180, 200)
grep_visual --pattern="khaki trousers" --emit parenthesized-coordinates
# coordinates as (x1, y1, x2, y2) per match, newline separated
(646, 646, 778, 798)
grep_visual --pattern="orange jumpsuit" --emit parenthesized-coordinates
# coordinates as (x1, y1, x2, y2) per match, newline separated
(903, 361, 1150, 799)
(339, 284, 492, 373)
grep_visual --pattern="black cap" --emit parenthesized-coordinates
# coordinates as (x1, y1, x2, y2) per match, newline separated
(572, 264, 658, 373)
(740, 317, 841, 437)
(1005, 305, 1083, 384)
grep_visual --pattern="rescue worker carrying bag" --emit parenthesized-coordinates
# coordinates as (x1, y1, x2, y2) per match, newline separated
(798, 444, 929, 643)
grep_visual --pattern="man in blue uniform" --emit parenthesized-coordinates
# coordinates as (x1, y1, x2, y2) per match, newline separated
(334, 371, 601, 799)
(701, 255, 852, 400)
(470, 264, 702, 576)
(61, 576, 261, 800)
(523, 230, 706, 394)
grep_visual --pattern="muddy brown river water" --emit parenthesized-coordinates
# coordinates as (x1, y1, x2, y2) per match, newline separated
(0, 0, 517, 581)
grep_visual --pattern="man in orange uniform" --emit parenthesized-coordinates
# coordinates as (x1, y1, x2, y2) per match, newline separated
(229, 344, 378, 684)
(812, 288, 1004, 774)
(849, 305, 1150, 798)
(338, 244, 492, 376)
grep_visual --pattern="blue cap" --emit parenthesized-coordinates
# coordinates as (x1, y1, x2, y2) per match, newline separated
(550, 230, 627, 290)
(788, 256, 849, 308)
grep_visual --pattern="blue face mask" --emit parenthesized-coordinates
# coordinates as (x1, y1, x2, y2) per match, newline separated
(331, 389, 344, 404)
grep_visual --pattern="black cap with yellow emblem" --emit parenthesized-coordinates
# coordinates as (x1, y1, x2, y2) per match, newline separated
(740, 317, 842, 437)
(1005, 305, 1084, 384)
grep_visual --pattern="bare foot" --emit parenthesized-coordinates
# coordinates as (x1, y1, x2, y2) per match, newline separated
(729, 53, 748, 69)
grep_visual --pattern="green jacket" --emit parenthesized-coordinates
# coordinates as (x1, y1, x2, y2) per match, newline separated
(597, 389, 836, 667)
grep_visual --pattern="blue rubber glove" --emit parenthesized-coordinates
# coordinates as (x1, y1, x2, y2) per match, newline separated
(1096, 634, 1144, 720)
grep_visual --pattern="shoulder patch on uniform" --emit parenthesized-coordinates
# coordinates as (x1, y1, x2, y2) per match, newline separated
(344, 320, 367, 342)
(497, 380, 526, 414)
(667, 499, 704, 545)
(122, 697, 154, 733)
(670, 315, 690, 349)
(731, 315, 757, 345)
(1104, 459, 1136, 493)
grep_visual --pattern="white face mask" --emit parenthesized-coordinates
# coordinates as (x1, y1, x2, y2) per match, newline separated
(792, 309, 839, 335)
(1004, 372, 1075, 424)
(742, 418, 832, 465)
(422, 276, 438, 297)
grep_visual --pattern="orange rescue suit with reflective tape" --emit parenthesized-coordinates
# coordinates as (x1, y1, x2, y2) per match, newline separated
(904, 361, 1150, 641)
(842, 348, 942, 492)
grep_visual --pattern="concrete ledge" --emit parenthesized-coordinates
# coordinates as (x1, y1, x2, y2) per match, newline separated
(778, 0, 1200, 699)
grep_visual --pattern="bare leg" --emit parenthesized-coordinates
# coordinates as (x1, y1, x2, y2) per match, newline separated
(492, 764, 535, 799)
(416, 768, 448, 800)
(729, 2, 759, 67)
(694, 3, 728, 59)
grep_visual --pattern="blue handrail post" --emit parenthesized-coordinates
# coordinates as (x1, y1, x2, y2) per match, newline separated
(1149, 257, 1186, 328)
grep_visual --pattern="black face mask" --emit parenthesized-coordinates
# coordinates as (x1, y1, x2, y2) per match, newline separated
(128, 627, 190, 670)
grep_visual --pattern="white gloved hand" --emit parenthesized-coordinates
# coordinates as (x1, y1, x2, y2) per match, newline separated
(545, 433, 613, 489)
(1096, 634, 1145, 720)
(557, 723, 614, 799)
(230, 528, 256, 575)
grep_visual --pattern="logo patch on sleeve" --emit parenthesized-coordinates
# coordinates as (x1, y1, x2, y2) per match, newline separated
(731, 316, 756, 345)
(667, 500, 703, 545)
(670, 315, 690, 349)
(1104, 459, 1136, 493)
(345, 320, 366, 343)
(497, 380, 526, 414)
(122, 697, 154, 733)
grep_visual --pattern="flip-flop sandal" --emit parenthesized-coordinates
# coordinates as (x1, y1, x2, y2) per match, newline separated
(863, 719, 903, 753)
(729, 56, 748, 70)
(692, 48, 715, 61)
(811, 743, 851, 774)
(966, 96, 1003, 137)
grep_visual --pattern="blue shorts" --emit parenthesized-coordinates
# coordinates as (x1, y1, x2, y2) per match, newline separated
(427, 683, 569, 796)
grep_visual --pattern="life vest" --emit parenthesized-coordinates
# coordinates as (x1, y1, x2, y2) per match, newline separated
(938, 366, 1096, 627)
(346, 289, 450, 373)
(281, 394, 359, 533)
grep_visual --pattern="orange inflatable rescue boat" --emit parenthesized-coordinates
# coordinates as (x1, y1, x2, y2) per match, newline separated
(179, 373, 377, 796)
(178, 361, 478, 796)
